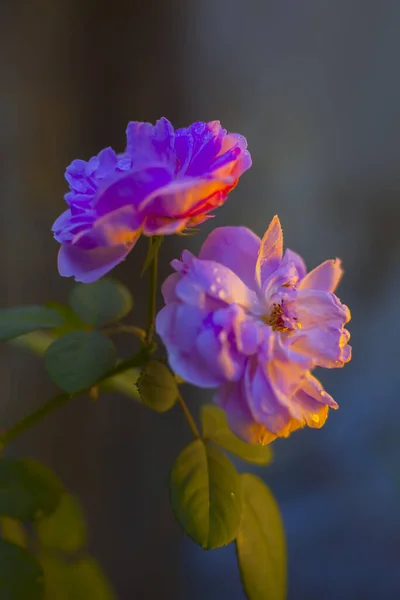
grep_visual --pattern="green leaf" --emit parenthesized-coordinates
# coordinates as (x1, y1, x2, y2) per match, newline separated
(10, 331, 55, 354)
(137, 361, 178, 412)
(44, 331, 117, 393)
(0, 458, 63, 521)
(201, 405, 273, 466)
(0, 539, 44, 599)
(69, 279, 133, 327)
(10, 332, 141, 401)
(45, 302, 86, 335)
(0, 306, 63, 342)
(140, 236, 163, 276)
(170, 439, 242, 549)
(36, 494, 86, 554)
(100, 369, 140, 400)
(40, 553, 115, 600)
(236, 474, 286, 600)
(0, 518, 27, 548)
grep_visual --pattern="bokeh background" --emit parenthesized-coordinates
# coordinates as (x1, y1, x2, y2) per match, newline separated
(1, 1, 400, 598)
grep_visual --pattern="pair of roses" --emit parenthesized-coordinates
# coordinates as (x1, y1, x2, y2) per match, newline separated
(52, 117, 351, 444)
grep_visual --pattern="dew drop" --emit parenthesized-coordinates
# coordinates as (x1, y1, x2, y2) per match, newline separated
(311, 414, 320, 423)
(210, 284, 217, 293)
(218, 289, 226, 299)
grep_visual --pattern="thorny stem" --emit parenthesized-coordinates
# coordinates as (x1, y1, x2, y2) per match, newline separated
(102, 324, 147, 344)
(177, 392, 200, 439)
(0, 393, 72, 450)
(146, 237, 159, 345)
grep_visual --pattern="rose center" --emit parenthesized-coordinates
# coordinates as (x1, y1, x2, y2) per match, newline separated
(263, 300, 301, 332)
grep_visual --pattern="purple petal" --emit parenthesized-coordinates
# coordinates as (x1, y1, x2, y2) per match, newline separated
(58, 242, 134, 283)
(289, 289, 350, 328)
(72, 205, 143, 249)
(175, 257, 260, 312)
(236, 319, 265, 355)
(182, 121, 225, 177)
(155, 303, 221, 387)
(161, 273, 182, 303)
(300, 258, 343, 293)
(199, 226, 261, 290)
(143, 216, 188, 236)
(255, 215, 283, 288)
(215, 381, 276, 445)
(196, 326, 245, 382)
(291, 326, 352, 368)
(289, 373, 337, 427)
(281, 248, 307, 279)
(125, 118, 175, 167)
(244, 358, 292, 434)
(266, 342, 310, 405)
(140, 175, 234, 218)
(95, 166, 172, 216)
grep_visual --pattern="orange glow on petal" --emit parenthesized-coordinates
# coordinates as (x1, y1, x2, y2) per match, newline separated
(104, 226, 140, 247)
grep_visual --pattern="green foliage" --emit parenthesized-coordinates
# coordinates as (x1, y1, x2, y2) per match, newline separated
(137, 360, 178, 412)
(201, 405, 273, 465)
(100, 368, 140, 400)
(44, 331, 117, 393)
(0, 306, 63, 342)
(140, 236, 163, 276)
(0, 458, 63, 521)
(0, 539, 44, 600)
(236, 474, 286, 600)
(170, 439, 242, 549)
(11, 332, 141, 401)
(40, 554, 115, 600)
(0, 459, 115, 599)
(35, 494, 86, 554)
(69, 279, 133, 327)
(45, 303, 86, 335)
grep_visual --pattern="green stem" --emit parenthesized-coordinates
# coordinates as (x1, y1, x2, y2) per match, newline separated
(0, 393, 71, 449)
(102, 324, 147, 344)
(0, 346, 153, 450)
(146, 237, 159, 345)
(177, 392, 200, 439)
(103, 346, 153, 378)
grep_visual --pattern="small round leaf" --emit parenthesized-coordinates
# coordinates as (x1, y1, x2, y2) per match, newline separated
(35, 494, 86, 553)
(69, 279, 133, 327)
(45, 302, 86, 335)
(137, 361, 178, 412)
(44, 331, 117, 393)
(201, 405, 273, 465)
(0, 458, 63, 521)
(0, 539, 44, 599)
(236, 474, 286, 600)
(0, 518, 27, 548)
(0, 306, 63, 341)
(40, 554, 115, 600)
(170, 439, 242, 549)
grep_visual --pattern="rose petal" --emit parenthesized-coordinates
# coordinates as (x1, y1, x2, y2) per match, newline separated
(300, 259, 343, 293)
(58, 242, 134, 283)
(199, 226, 261, 290)
(255, 215, 283, 288)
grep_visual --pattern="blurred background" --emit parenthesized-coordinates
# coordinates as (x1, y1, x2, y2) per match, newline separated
(1, 1, 399, 598)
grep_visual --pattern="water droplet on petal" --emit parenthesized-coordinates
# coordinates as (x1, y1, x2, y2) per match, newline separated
(218, 289, 226, 299)
(311, 414, 320, 423)
(210, 284, 217, 293)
